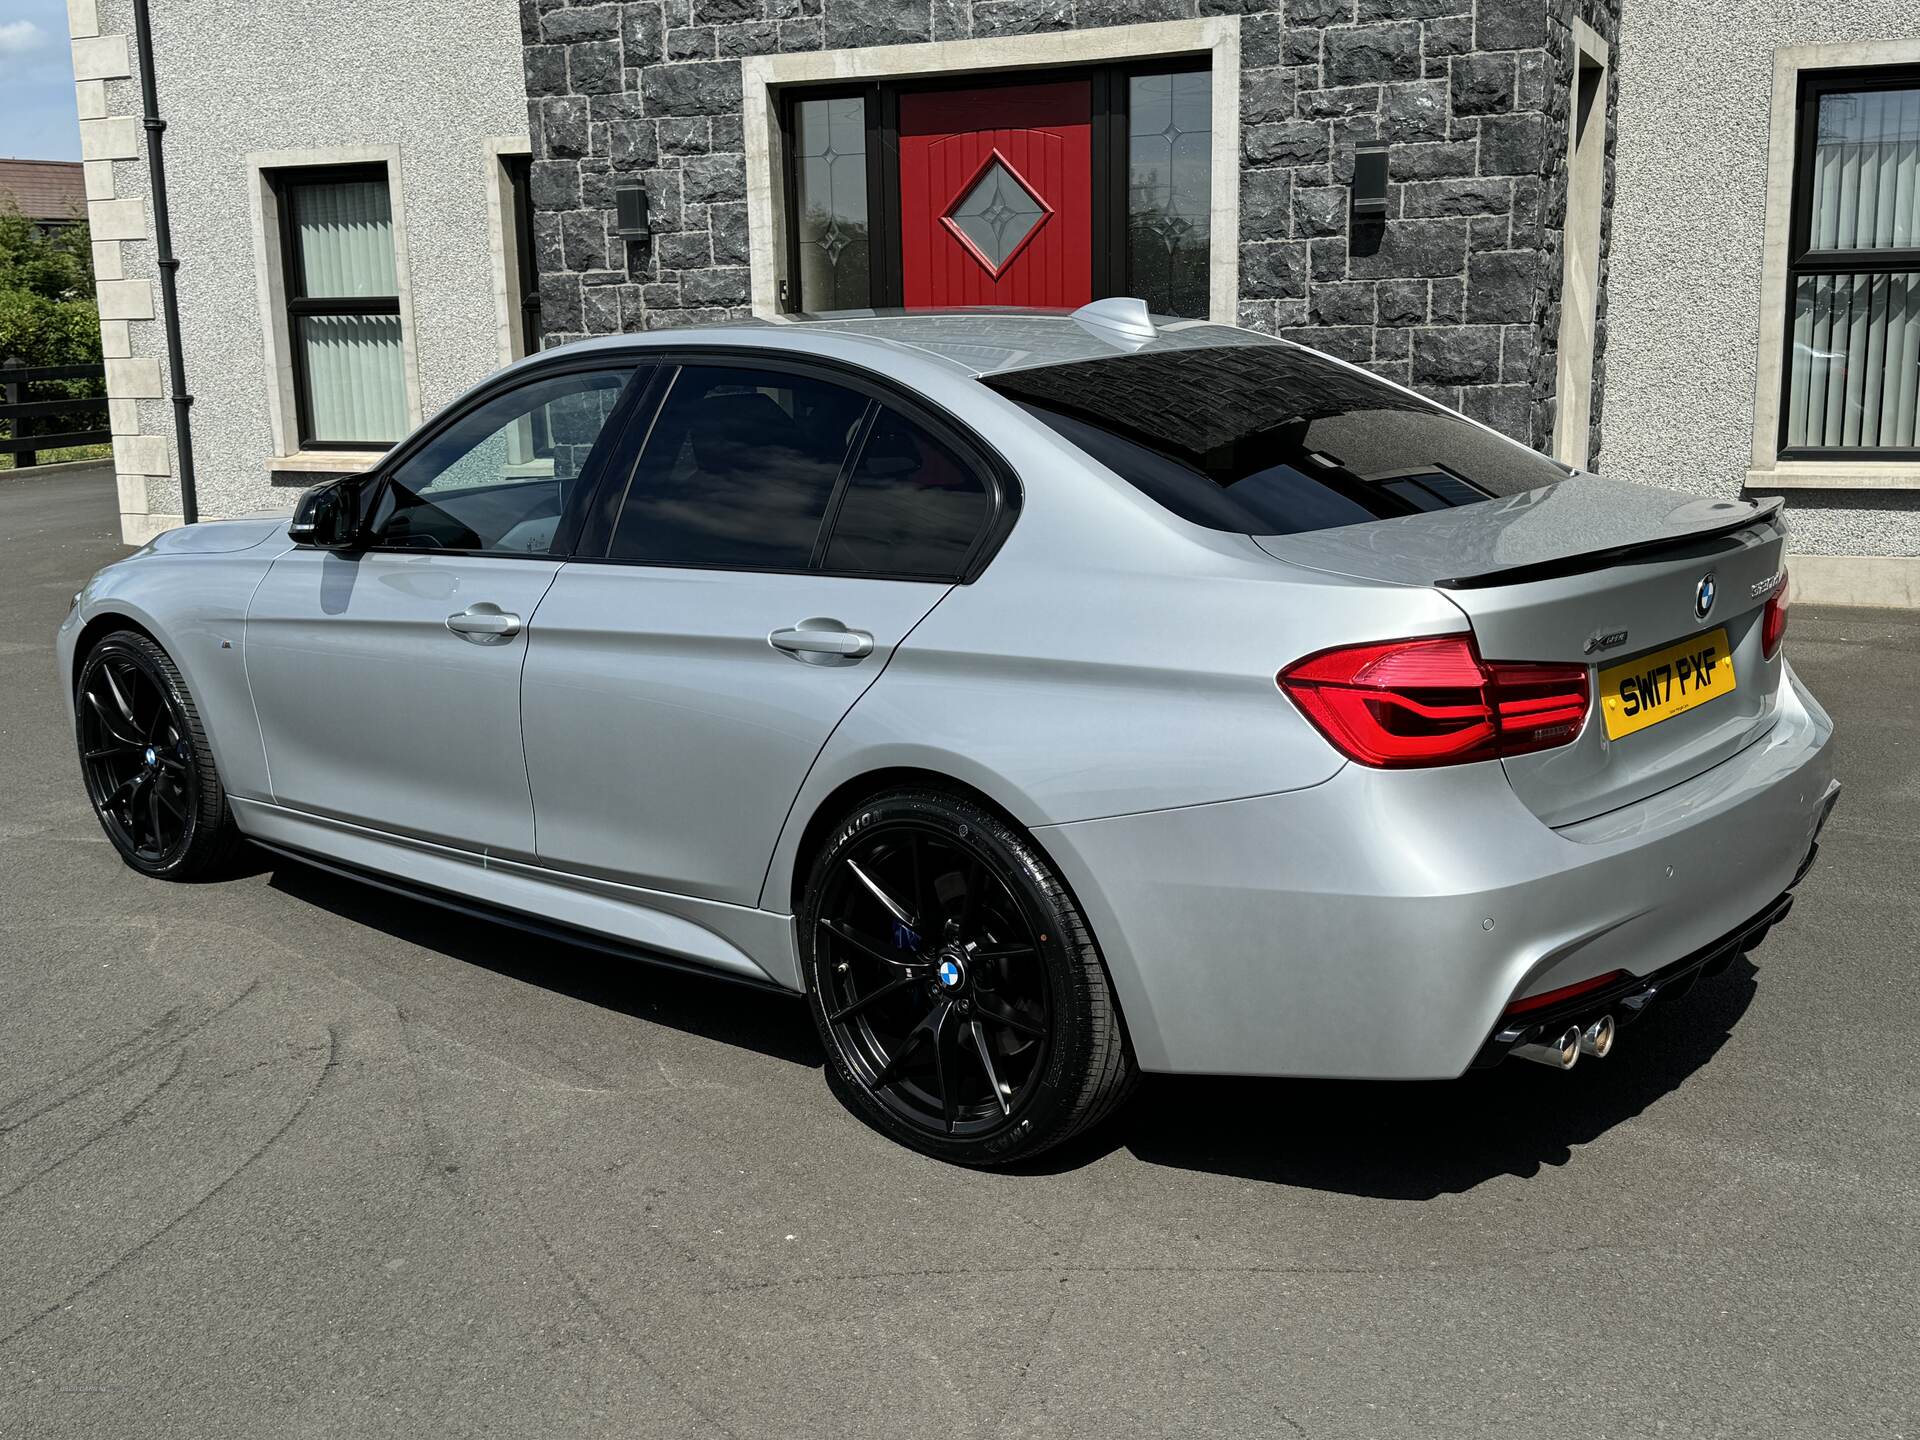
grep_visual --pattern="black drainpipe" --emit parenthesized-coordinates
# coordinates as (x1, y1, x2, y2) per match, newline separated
(130, 0, 197, 524)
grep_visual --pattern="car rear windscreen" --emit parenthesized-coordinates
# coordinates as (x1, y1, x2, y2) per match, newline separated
(983, 343, 1572, 535)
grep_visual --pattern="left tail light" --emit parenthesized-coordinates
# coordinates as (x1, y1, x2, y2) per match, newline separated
(1761, 569, 1789, 660)
(1278, 635, 1591, 769)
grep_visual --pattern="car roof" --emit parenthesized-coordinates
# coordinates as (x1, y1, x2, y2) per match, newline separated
(532, 307, 1278, 381)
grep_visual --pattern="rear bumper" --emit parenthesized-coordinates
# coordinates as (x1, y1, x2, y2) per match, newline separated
(1467, 885, 1800, 1068)
(1037, 663, 1837, 1080)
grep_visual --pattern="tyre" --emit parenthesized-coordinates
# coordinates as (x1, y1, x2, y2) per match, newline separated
(800, 786, 1136, 1165)
(75, 629, 243, 880)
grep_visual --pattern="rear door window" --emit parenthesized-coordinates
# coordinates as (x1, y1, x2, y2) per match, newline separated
(985, 343, 1571, 536)
(823, 409, 991, 579)
(607, 365, 869, 568)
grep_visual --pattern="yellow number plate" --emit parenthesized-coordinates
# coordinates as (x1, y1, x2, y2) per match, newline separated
(1598, 628, 1736, 740)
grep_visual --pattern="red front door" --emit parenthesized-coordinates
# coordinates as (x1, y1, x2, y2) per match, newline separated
(897, 80, 1093, 309)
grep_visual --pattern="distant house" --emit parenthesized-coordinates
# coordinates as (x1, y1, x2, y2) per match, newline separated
(0, 158, 86, 233)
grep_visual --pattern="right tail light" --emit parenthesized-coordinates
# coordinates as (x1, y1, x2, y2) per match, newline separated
(1762, 569, 1789, 660)
(1278, 635, 1590, 769)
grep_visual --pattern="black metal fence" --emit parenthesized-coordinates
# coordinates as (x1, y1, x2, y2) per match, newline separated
(0, 359, 110, 468)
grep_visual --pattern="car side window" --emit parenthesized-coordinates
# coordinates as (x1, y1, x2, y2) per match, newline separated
(607, 365, 869, 569)
(824, 408, 991, 579)
(365, 366, 634, 555)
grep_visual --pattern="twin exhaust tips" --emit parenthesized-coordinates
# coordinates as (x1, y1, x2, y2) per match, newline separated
(1513, 1014, 1616, 1070)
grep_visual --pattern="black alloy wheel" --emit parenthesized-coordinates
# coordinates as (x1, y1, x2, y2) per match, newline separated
(75, 631, 240, 879)
(802, 788, 1136, 1165)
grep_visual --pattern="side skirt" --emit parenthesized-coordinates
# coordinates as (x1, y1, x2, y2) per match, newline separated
(230, 797, 803, 991)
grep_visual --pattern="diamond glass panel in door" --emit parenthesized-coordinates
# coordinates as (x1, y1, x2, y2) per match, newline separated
(945, 157, 1049, 274)
(1786, 84, 1920, 451)
(1127, 71, 1212, 319)
(288, 176, 407, 444)
(794, 96, 871, 311)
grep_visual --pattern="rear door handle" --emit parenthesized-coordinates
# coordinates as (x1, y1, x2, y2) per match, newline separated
(769, 619, 874, 662)
(446, 603, 523, 643)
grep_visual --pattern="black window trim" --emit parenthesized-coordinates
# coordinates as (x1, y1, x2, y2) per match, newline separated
(270, 161, 407, 452)
(775, 54, 1213, 317)
(571, 344, 1021, 584)
(1778, 62, 1920, 462)
(501, 152, 543, 359)
(344, 355, 655, 561)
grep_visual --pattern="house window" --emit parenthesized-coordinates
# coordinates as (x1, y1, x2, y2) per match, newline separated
(276, 166, 407, 448)
(1782, 69, 1920, 457)
(779, 61, 1213, 319)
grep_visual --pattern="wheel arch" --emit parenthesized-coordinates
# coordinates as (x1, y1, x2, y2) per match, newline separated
(65, 590, 274, 806)
(780, 765, 1032, 917)
(71, 610, 164, 693)
(771, 763, 1140, 1053)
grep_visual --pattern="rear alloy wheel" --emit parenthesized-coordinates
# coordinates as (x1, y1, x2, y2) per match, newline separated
(802, 788, 1135, 1165)
(76, 630, 241, 880)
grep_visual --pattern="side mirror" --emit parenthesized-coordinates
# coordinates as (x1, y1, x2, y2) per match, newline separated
(288, 479, 363, 550)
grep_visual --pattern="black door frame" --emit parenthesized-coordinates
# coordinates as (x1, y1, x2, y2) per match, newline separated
(776, 55, 1210, 315)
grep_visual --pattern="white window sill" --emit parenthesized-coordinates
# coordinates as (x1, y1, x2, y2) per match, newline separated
(268, 450, 386, 476)
(1745, 462, 1920, 492)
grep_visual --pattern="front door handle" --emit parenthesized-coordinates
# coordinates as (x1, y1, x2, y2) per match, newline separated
(769, 618, 874, 663)
(446, 603, 522, 644)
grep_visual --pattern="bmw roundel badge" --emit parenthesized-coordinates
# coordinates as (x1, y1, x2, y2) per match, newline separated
(938, 960, 962, 988)
(1694, 572, 1716, 621)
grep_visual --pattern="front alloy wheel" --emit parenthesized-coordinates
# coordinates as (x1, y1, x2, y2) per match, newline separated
(802, 788, 1135, 1165)
(76, 630, 241, 879)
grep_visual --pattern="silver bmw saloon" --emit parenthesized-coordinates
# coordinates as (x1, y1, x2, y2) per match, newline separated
(57, 302, 1838, 1164)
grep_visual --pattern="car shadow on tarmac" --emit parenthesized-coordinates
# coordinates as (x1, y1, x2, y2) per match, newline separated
(264, 851, 1756, 1196)
(266, 858, 825, 1069)
(1081, 960, 1760, 1197)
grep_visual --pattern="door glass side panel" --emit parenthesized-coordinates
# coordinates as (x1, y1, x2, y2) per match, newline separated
(366, 367, 633, 554)
(824, 409, 989, 578)
(793, 96, 872, 312)
(608, 365, 869, 569)
(1127, 70, 1213, 319)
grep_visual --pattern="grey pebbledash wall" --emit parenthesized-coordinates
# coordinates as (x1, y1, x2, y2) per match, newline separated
(519, 0, 1621, 455)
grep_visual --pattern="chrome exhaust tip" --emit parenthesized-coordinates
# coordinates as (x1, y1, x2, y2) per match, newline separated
(1580, 1014, 1616, 1059)
(1512, 1025, 1582, 1070)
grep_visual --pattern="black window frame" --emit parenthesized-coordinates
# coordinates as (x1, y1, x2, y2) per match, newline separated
(1779, 63, 1920, 462)
(776, 55, 1213, 318)
(573, 346, 1020, 584)
(501, 152, 543, 359)
(338, 356, 654, 560)
(271, 162, 406, 452)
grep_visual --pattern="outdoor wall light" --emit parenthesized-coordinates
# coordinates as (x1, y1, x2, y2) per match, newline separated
(613, 182, 651, 242)
(1350, 142, 1390, 223)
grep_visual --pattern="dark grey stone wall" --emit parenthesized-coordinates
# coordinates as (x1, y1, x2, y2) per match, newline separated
(520, 0, 1621, 450)
(1234, 0, 1621, 455)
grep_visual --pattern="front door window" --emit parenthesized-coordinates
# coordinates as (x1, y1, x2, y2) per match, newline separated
(366, 366, 634, 555)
